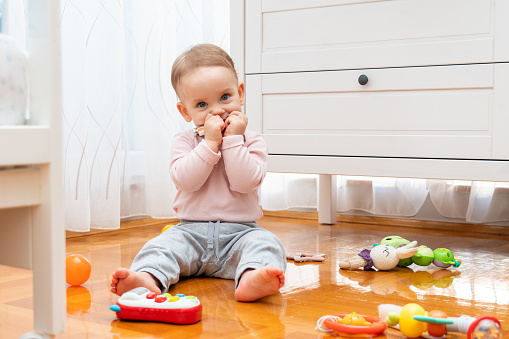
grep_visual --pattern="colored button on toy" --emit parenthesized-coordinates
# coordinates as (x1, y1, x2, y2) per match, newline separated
(155, 296, 167, 303)
(168, 296, 180, 302)
(146, 292, 157, 299)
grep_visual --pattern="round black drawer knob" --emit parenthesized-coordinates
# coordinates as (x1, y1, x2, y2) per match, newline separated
(358, 74, 368, 85)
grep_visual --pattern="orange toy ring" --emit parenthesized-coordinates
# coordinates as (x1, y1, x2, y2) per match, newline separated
(323, 313, 387, 335)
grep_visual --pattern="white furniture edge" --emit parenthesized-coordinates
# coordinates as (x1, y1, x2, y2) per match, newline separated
(0, 168, 41, 208)
(27, 1, 65, 336)
(0, 126, 51, 165)
(267, 155, 509, 182)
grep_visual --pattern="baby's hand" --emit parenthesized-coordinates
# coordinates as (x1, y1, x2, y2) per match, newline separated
(204, 114, 225, 153)
(224, 111, 248, 137)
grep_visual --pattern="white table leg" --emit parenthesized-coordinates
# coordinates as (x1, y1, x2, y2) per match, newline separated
(31, 164, 66, 336)
(318, 174, 337, 224)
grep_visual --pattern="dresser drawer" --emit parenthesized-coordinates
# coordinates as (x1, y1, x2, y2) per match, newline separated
(246, 63, 509, 160)
(246, 0, 509, 73)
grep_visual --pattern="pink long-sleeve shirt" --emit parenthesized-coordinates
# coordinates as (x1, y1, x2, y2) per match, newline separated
(170, 130, 268, 222)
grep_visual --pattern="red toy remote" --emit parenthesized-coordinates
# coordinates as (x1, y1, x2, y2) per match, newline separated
(110, 287, 202, 324)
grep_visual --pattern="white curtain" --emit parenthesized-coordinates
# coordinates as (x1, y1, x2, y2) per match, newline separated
(261, 174, 509, 224)
(428, 180, 509, 223)
(61, 0, 229, 231)
(336, 176, 428, 217)
(260, 173, 319, 211)
(261, 173, 429, 218)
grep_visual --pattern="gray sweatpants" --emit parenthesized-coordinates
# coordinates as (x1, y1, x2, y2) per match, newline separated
(130, 220, 287, 293)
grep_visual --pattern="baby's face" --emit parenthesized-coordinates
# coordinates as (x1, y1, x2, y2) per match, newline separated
(176, 66, 244, 127)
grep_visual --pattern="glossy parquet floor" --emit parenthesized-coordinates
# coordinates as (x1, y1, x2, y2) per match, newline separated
(1, 216, 508, 338)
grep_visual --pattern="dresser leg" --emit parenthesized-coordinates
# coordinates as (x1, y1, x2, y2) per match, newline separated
(318, 174, 337, 224)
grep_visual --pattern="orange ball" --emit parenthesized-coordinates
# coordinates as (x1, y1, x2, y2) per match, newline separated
(66, 254, 91, 286)
(427, 310, 448, 337)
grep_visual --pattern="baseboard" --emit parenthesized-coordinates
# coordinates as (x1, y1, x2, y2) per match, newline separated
(66, 211, 509, 239)
(263, 210, 319, 221)
(66, 218, 179, 239)
(262, 210, 509, 237)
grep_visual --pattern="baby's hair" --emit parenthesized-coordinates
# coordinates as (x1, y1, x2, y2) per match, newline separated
(171, 44, 237, 96)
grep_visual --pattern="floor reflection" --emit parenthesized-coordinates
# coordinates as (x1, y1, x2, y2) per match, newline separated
(66, 286, 92, 316)
(281, 262, 322, 294)
(337, 267, 461, 299)
(110, 319, 162, 339)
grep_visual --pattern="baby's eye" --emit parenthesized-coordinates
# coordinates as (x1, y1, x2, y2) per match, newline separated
(197, 102, 207, 108)
(220, 94, 230, 101)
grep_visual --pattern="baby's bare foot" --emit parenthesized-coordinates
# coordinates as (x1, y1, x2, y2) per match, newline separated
(110, 268, 161, 296)
(235, 266, 285, 302)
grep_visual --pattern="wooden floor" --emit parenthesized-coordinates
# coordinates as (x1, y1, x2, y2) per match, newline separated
(1, 216, 508, 338)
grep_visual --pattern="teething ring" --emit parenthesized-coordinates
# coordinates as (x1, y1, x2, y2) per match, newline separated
(323, 313, 387, 335)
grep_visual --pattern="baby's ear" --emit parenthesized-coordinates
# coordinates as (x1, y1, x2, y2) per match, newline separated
(177, 102, 192, 122)
(238, 82, 245, 105)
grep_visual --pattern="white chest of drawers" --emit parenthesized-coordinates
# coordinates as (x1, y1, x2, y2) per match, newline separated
(230, 0, 509, 223)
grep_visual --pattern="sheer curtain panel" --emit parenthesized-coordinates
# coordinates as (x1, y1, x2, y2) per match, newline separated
(61, 0, 229, 231)
(260, 174, 429, 218)
(428, 180, 509, 224)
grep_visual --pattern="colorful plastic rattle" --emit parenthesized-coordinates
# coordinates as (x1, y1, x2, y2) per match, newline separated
(379, 303, 502, 339)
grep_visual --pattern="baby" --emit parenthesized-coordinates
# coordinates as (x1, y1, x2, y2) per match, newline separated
(110, 44, 286, 302)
